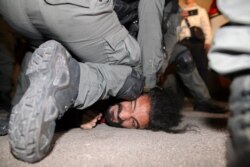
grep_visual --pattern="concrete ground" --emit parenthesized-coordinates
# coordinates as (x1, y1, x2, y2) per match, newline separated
(0, 101, 231, 167)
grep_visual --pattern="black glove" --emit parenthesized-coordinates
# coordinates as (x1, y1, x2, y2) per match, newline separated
(128, 20, 139, 38)
(114, 0, 139, 25)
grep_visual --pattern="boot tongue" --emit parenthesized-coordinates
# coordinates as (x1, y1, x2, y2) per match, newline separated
(55, 57, 80, 116)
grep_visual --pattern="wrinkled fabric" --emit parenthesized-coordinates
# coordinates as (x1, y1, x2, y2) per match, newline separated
(209, 0, 250, 74)
(0, 0, 142, 109)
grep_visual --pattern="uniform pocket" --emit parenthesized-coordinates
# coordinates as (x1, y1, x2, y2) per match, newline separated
(104, 27, 128, 51)
(44, 0, 90, 8)
(104, 28, 140, 67)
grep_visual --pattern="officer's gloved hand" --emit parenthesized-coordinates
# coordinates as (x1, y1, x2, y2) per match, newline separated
(128, 20, 139, 38)
(114, 0, 139, 25)
(116, 69, 145, 100)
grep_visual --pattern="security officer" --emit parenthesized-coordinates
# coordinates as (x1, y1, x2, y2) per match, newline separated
(0, 0, 144, 163)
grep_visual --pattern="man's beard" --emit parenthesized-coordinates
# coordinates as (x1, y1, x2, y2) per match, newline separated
(104, 103, 123, 128)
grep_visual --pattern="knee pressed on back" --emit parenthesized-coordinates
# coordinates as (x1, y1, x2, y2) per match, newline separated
(116, 69, 145, 100)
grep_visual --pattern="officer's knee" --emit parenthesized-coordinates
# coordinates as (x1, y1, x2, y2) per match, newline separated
(116, 69, 145, 100)
(174, 50, 195, 74)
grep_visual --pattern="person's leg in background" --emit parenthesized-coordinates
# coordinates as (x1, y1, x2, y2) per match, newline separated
(180, 38, 208, 85)
(164, 44, 226, 113)
(160, 2, 226, 114)
(208, 0, 250, 165)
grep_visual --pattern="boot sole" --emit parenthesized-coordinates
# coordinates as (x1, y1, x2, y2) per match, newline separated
(8, 40, 70, 163)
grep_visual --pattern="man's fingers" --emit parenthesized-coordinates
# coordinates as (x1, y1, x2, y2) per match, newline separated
(81, 112, 103, 130)
(80, 121, 97, 130)
(97, 113, 103, 120)
(80, 123, 93, 130)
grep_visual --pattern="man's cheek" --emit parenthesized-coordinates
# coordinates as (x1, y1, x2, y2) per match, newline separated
(120, 121, 130, 129)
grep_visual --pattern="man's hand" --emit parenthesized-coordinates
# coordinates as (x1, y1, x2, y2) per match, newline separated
(181, 10, 189, 19)
(80, 110, 102, 130)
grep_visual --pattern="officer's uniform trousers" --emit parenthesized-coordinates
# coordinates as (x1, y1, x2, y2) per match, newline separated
(138, 0, 210, 100)
(0, 0, 141, 109)
(138, 0, 165, 89)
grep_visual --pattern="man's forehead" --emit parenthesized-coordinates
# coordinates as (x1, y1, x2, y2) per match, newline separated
(137, 94, 150, 102)
(135, 95, 151, 110)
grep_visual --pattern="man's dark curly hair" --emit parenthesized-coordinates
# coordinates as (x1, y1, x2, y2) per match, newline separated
(146, 87, 184, 133)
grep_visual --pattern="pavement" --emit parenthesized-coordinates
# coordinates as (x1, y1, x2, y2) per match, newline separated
(0, 101, 232, 167)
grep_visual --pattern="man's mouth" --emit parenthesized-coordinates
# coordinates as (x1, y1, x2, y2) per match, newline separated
(105, 104, 123, 128)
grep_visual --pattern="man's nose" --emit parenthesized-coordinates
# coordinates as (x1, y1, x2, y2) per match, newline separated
(118, 111, 131, 121)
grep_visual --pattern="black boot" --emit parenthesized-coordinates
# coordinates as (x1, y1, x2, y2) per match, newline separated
(228, 75, 250, 167)
(0, 110, 9, 136)
(0, 92, 11, 136)
(0, 112, 9, 136)
(193, 99, 227, 113)
(8, 40, 80, 163)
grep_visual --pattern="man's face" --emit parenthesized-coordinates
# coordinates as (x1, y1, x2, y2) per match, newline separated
(105, 95, 151, 129)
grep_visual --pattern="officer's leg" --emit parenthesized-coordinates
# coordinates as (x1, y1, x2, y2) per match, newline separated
(0, 44, 15, 136)
(11, 52, 32, 106)
(138, 0, 165, 89)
